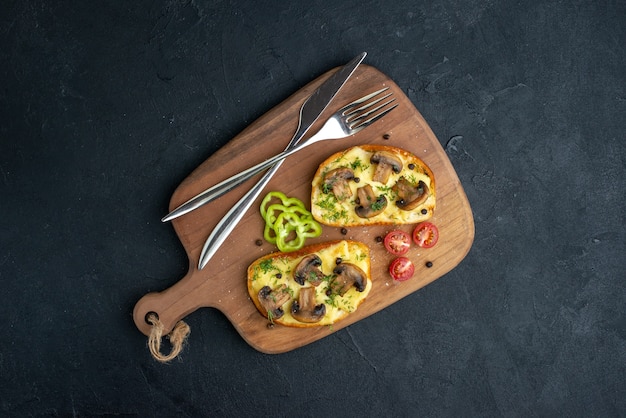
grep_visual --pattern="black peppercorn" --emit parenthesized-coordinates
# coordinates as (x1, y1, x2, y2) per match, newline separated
(255, 239, 263, 246)
(336, 257, 342, 265)
(408, 163, 415, 170)
(340, 227, 348, 235)
(425, 261, 433, 268)
(421, 209, 428, 215)
(383, 133, 391, 140)
(353, 177, 360, 183)
(375, 236, 383, 243)
(276, 273, 282, 279)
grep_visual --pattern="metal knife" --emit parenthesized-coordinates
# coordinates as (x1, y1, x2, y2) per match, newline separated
(162, 52, 367, 223)
(197, 52, 367, 269)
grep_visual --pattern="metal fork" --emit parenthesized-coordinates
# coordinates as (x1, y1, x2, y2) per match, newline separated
(197, 88, 397, 269)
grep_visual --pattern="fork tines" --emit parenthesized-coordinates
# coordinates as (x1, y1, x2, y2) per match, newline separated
(343, 87, 398, 131)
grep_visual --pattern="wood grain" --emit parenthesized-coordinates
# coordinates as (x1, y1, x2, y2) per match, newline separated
(133, 64, 475, 354)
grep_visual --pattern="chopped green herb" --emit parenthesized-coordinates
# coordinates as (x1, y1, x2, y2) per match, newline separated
(325, 292, 339, 308)
(317, 194, 337, 211)
(350, 157, 370, 172)
(259, 259, 278, 274)
(406, 173, 419, 186)
(370, 197, 386, 211)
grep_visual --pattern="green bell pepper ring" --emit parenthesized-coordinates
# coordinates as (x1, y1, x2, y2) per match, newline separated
(260, 191, 305, 219)
(259, 191, 322, 252)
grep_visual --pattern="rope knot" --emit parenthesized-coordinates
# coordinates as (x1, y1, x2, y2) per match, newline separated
(146, 313, 190, 363)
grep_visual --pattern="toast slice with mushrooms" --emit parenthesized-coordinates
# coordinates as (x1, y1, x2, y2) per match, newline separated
(247, 240, 372, 327)
(311, 145, 435, 227)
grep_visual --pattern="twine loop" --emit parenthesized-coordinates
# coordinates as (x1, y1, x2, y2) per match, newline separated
(146, 313, 190, 363)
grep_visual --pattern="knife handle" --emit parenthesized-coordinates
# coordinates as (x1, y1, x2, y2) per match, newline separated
(197, 158, 285, 270)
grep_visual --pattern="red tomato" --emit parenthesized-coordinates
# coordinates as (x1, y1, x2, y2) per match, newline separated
(388, 257, 415, 281)
(383, 230, 411, 255)
(412, 222, 439, 248)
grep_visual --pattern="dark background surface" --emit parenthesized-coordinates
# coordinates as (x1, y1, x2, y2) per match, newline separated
(1, 0, 624, 416)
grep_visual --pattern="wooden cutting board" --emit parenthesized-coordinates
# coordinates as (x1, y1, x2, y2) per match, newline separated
(133, 64, 474, 354)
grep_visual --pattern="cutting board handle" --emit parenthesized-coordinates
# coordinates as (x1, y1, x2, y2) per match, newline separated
(133, 269, 209, 337)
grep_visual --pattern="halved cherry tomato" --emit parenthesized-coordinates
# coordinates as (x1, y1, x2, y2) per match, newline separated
(412, 222, 439, 248)
(383, 230, 411, 255)
(389, 257, 415, 281)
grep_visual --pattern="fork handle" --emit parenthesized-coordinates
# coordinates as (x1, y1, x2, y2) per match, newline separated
(190, 133, 316, 206)
(161, 142, 306, 222)
(194, 113, 344, 205)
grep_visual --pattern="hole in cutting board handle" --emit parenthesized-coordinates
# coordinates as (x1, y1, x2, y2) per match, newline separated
(145, 311, 159, 325)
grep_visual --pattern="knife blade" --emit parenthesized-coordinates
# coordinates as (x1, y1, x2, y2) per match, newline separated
(162, 52, 367, 223)
(197, 52, 367, 269)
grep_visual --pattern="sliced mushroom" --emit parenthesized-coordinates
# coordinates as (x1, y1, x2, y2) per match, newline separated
(392, 177, 430, 210)
(291, 287, 326, 323)
(323, 167, 354, 201)
(370, 151, 403, 184)
(355, 184, 387, 218)
(329, 263, 367, 296)
(293, 254, 324, 286)
(258, 285, 291, 321)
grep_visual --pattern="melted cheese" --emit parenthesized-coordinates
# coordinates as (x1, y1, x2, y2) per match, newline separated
(247, 240, 371, 327)
(311, 145, 436, 226)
